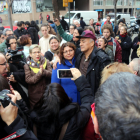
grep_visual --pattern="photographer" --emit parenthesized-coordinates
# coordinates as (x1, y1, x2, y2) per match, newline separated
(0, 75, 38, 140)
(5, 36, 29, 106)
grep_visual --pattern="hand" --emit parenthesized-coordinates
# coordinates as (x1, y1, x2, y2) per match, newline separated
(115, 36, 119, 41)
(5, 53, 11, 60)
(12, 90, 22, 100)
(71, 68, 82, 81)
(39, 65, 43, 74)
(53, 55, 61, 70)
(0, 94, 18, 126)
(118, 39, 121, 43)
(8, 75, 16, 83)
(53, 18, 60, 26)
(137, 42, 140, 45)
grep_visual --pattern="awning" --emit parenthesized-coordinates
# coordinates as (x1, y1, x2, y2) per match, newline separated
(95, 9, 102, 11)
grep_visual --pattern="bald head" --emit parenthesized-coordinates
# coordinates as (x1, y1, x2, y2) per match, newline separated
(129, 58, 140, 76)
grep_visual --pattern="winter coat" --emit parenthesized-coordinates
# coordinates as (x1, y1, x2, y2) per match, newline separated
(31, 75, 94, 140)
(75, 46, 111, 97)
(0, 99, 37, 140)
(24, 56, 52, 108)
(95, 38, 122, 62)
(27, 27, 39, 44)
(131, 36, 139, 60)
(14, 28, 27, 39)
(0, 40, 7, 53)
(60, 19, 69, 31)
(51, 57, 80, 104)
(119, 34, 132, 64)
(105, 47, 114, 62)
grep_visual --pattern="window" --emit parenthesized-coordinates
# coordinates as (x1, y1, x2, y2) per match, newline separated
(136, 0, 140, 5)
(124, 0, 128, 6)
(117, 0, 122, 6)
(93, 0, 103, 6)
(106, 0, 113, 6)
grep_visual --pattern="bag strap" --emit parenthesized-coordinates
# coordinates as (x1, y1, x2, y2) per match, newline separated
(58, 121, 69, 140)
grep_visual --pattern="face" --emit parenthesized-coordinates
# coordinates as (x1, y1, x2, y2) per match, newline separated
(63, 46, 75, 61)
(98, 38, 106, 49)
(69, 25, 75, 35)
(50, 39, 59, 51)
(22, 24, 25, 28)
(89, 19, 94, 25)
(5, 31, 14, 39)
(30, 48, 41, 63)
(73, 29, 79, 42)
(18, 26, 22, 30)
(80, 38, 94, 53)
(106, 16, 111, 22)
(9, 39, 17, 50)
(103, 29, 111, 40)
(0, 34, 5, 43)
(120, 27, 126, 35)
(41, 26, 48, 37)
(74, 22, 80, 27)
(118, 24, 122, 31)
(0, 55, 8, 75)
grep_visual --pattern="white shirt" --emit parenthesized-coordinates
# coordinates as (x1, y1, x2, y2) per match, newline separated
(23, 46, 30, 58)
(39, 34, 55, 55)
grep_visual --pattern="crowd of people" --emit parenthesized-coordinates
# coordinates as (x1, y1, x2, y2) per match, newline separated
(0, 15, 140, 140)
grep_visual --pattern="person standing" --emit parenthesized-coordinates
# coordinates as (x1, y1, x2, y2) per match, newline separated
(131, 29, 140, 60)
(116, 26, 132, 64)
(60, 16, 69, 31)
(39, 24, 55, 55)
(100, 15, 114, 35)
(39, 13, 43, 24)
(80, 17, 86, 29)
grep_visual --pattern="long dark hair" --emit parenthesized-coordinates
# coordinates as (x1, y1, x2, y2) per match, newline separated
(34, 83, 71, 132)
(30, 20, 40, 32)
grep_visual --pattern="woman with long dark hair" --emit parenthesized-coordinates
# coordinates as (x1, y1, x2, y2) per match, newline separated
(32, 68, 94, 140)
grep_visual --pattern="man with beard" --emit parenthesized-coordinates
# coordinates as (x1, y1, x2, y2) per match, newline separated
(101, 24, 122, 62)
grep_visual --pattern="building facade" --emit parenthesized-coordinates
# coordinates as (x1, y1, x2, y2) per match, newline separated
(0, 0, 139, 23)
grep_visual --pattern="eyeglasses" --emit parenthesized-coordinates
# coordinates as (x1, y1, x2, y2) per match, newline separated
(70, 28, 74, 30)
(6, 34, 14, 36)
(0, 62, 7, 66)
(32, 52, 41, 54)
(63, 49, 74, 54)
(1, 37, 4, 39)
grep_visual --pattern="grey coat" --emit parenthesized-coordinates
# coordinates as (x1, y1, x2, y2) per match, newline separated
(105, 47, 114, 62)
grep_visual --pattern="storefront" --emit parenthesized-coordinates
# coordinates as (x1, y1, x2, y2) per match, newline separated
(94, 9, 104, 20)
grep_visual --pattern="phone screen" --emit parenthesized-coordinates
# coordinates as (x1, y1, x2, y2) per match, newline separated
(58, 70, 73, 78)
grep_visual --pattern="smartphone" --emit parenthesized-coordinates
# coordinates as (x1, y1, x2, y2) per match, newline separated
(57, 69, 73, 79)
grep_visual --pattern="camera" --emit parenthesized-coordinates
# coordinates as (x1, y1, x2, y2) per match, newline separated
(7, 49, 24, 63)
(0, 89, 11, 108)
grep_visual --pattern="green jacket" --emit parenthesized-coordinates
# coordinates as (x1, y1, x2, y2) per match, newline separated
(0, 40, 7, 53)
(56, 24, 73, 42)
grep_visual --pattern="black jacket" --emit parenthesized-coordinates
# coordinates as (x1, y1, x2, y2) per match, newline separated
(60, 19, 69, 31)
(44, 51, 53, 61)
(32, 76, 94, 140)
(14, 28, 27, 39)
(27, 27, 39, 44)
(80, 20, 86, 29)
(0, 99, 37, 140)
(75, 46, 111, 97)
(131, 36, 139, 60)
(119, 34, 132, 63)
(71, 39, 80, 48)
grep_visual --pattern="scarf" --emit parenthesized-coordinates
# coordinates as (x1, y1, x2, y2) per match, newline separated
(120, 32, 127, 37)
(104, 21, 112, 24)
(50, 46, 60, 60)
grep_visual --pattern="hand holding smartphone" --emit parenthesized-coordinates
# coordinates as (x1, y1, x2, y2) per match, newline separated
(57, 69, 73, 79)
